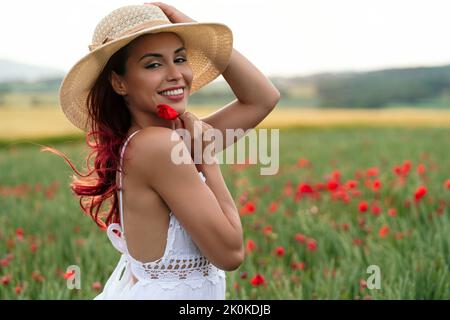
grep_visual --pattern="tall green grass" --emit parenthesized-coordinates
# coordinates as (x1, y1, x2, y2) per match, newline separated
(0, 127, 448, 299)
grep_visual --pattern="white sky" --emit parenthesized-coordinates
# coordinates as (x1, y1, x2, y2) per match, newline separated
(1, 0, 450, 77)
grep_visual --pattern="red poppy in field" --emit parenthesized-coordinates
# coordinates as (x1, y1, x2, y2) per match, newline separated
(262, 225, 273, 236)
(331, 170, 341, 181)
(239, 201, 256, 216)
(0, 258, 9, 267)
(297, 183, 314, 193)
(372, 179, 381, 192)
(388, 208, 397, 217)
(306, 239, 317, 251)
(414, 186, 427, 201)
(29, 243, 38, 253)
(156, 104, 179, 120)
(358, 201, 368, 213)
(246, 239, 256, 253)
(378, 225, 390, 237)
(314, 182, 326, 191)
(417, 163, 426, 175)
(32, 271, 45, 282)
(345, 180, 358, 189)
(445, 180, 450, 189)
(371, 202, 381, 216)
(92, 281, 102, 291)
(268, 201, 278, 213)
(15, 228, 24, 241)
(291, 261, 305, 271)
(294, 233, 306, 243)
(284, 181, 293, 196)
(327, 179, 339, 191)
(366, 167, 379, 177)
(393, 165, 403, 176)
(63, 270, 76, 279)
(275, 246, 285, 257)
(297, 157, 310, 168)
(403, 160, 412, 173)
(250, 273, 265, 286)
(14, 284, 23, 295)
(1, 275, 12, 285)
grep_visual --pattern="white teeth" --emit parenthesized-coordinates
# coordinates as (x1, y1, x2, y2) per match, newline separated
(160, 88, 183, 96)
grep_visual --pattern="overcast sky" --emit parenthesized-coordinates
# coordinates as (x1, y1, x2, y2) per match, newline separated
(1, 0, 450, 77)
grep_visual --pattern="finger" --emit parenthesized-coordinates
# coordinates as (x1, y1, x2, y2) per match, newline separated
(179, 113, 194, 139)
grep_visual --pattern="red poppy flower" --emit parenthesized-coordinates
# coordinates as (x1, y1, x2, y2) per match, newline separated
(414, 186, 427, 201)
(1, 275, 12, 285)
(294, 233, 306, 243)
(345, 180, 358, 189)
(263, 225, 273, 236)
(63, 270, 75, 279)
(92, 282, 102, 291)
(156, 104, 179, 120)
(250, 273, 265, 286)
(297, 183, 314, 193)
(306, 239, 317, 251)
(417, 163, 426, 175)
(275, 246, 285, 257)
(358, 201, 368, 213)
(378, 225, 390, 237)
(366, 167, 379, 177)
(327, 179, 339, 191)
(15, 228, 24, 241)
(246, 239, 255, 252)
(445, 180, 450, 189)
(268, 201, 278, 213)
(388, 208, 397, 217)
(372, 179, 381, 192)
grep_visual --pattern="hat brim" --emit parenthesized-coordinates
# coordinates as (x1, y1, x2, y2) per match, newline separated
(59, 22, 233, 132)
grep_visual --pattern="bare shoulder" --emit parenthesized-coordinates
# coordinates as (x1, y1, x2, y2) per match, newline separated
(127, 126, 193, 187)
(123, 126, 243, 271)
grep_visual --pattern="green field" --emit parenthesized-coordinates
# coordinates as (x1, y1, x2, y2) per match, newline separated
(0, 127, 449, 299)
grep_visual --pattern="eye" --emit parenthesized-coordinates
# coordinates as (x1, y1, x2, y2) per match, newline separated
(145, 62, 161, 69)
(145, 58, 187, 69)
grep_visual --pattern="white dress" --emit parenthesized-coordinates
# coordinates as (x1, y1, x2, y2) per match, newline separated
(94, 130, 226, 300)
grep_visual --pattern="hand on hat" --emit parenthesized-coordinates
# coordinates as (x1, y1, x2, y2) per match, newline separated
(144, 2, 197, 23)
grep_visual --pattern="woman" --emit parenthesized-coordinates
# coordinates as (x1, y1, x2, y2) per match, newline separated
(44, 3, 280, 299)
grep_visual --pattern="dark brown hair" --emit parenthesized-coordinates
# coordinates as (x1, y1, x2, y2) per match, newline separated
(42, 44, 134, 230)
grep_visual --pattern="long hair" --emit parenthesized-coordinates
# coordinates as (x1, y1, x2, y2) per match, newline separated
(41, 44, 133, 230)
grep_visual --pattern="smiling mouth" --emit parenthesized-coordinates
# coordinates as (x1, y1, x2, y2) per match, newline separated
(157, 87, 185, 95)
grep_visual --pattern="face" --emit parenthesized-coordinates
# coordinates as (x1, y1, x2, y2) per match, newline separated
(110, 32, 193, 129)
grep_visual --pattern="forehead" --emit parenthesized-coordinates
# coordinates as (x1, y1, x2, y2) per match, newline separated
(127, 32, 185, 56)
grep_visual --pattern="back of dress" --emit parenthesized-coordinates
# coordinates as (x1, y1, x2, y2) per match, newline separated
(94, 130, 226, 300)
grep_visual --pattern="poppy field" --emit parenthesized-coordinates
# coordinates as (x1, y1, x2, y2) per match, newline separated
(0, 126, 449, 299)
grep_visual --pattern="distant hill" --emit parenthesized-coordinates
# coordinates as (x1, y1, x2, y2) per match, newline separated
(1, 59, 449, 108)
(0, 59, 65, 83)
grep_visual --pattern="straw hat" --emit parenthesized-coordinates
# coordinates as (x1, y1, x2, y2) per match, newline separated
(59, 4, 233, 132)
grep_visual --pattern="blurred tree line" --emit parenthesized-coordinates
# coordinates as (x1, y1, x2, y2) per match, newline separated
(1, 65, 449, 108)
(315, 65, 450, 108)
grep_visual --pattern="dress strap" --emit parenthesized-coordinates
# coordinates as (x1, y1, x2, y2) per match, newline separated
(119, 129, 141, 239)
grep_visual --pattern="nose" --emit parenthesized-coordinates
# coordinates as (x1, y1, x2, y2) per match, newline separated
(166, 62, 183, 82)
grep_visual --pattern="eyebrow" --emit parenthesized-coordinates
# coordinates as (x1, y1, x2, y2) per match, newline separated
(139, 47, 186, 61)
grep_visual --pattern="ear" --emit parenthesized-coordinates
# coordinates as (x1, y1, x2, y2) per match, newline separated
(110, 71, 127, 96)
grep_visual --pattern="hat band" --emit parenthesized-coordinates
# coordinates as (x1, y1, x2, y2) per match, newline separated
(88, 19, 171, 51)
